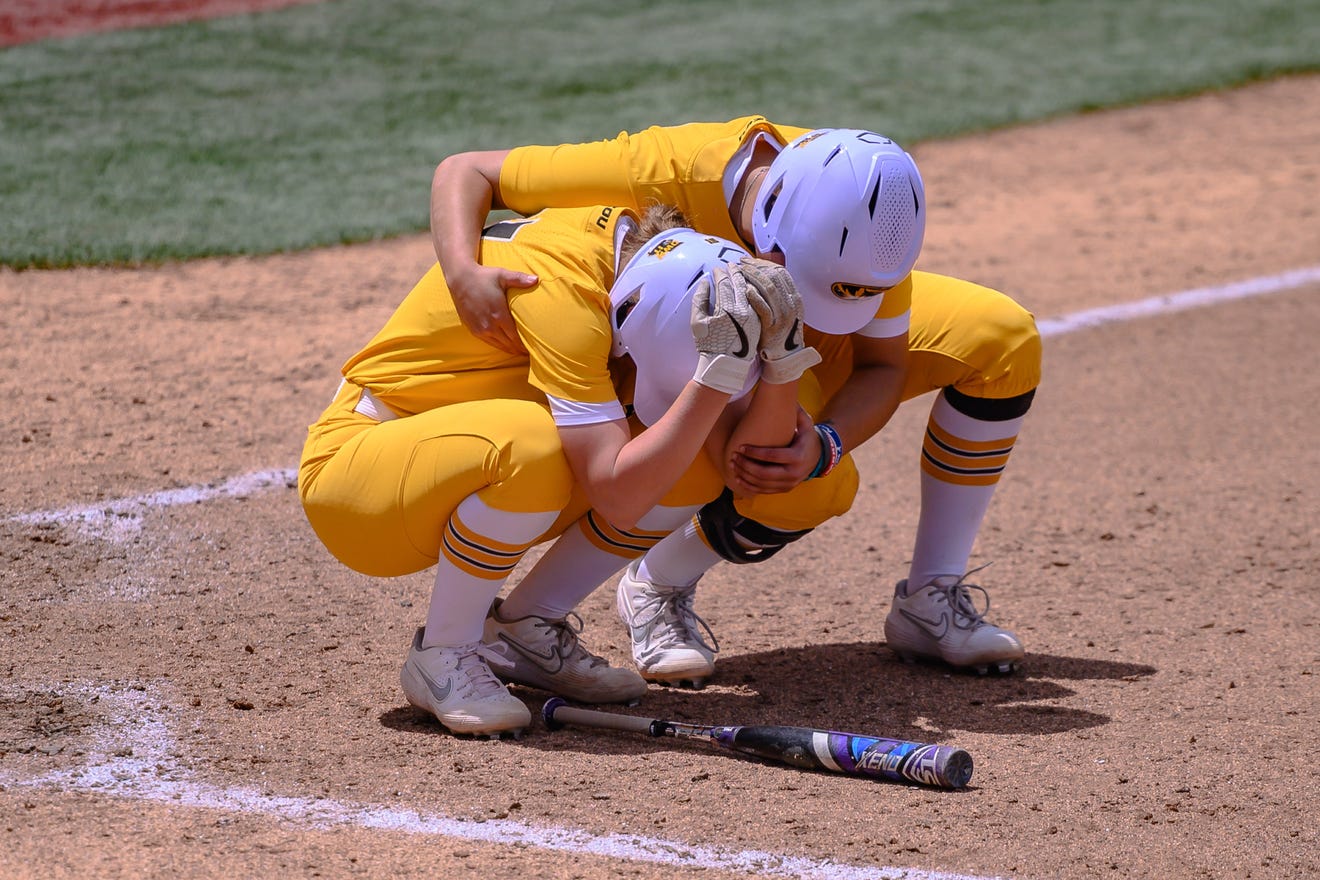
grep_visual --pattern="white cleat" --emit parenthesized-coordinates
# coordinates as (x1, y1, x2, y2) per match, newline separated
(884, 573, 1024, 674)
(484, 599, 647, 704)
(399, 627, 531, 736)
(616, 560, 719, 688)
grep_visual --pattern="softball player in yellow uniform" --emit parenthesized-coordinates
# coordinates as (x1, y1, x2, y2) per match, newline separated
(429, 119, 1041, 684)
(300, 204, 814, 735)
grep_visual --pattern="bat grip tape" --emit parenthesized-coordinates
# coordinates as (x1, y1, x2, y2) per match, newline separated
(544, 700, 658, 735)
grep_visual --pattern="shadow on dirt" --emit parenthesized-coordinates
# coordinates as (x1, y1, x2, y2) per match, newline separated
(378, 641, 1156, 755)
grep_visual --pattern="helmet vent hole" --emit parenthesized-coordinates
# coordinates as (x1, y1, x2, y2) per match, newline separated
(822, 145, 843, 167)
(762, 182, 782, 221)
(613, 292, 640, 329)
(867, 177, 883, 218)
(838, 228, 849, 256)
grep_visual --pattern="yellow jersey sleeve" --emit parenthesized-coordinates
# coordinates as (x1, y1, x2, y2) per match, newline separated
(497, 119, 915, 343)
(487, 207, 628, 418)
(510, 270, 617, 411)
(855, 273, 913, 339)
(499, 117, 812, 244)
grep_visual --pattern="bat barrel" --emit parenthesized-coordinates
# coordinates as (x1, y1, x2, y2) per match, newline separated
(719, 725, 974, 789)
(542, 701, 973, 789)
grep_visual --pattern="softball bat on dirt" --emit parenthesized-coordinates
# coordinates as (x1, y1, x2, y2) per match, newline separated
(541, 698, 973, 789)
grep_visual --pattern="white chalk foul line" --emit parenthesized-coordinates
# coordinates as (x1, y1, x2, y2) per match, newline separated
(3, 683, 1004, 880)
(1034, 264, 1320, 338)
(7, 265, 1318, 541)
(7, 467, 296, 541)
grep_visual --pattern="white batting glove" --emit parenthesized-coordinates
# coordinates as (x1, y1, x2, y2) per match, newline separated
(739, 257, 821, 384)
(690, 262, 761, 394)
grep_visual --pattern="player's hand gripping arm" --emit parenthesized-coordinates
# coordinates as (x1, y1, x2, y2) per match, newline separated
(707, 258, 815, 495)
(430, 149, 537, 355)
(558, 263, 763, 529)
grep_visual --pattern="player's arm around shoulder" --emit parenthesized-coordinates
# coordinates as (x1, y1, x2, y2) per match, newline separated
(431, 148, 537, 355)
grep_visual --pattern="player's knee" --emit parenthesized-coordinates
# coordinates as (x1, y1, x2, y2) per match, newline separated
(734, 456, 858, 533)
(1008, 310, 1043, 379)
(985, 293, 1041, 358)
(956, 296, 1042, 401)
(813, 456, 859, 520)
(696, 489, 813, 565)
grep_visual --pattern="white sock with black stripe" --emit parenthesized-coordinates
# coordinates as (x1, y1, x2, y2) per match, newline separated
(422, 493, 558, 648)
(499, 504, 700, 620)
(635, 515, 724, 588)
(907, 392, 1025, 591)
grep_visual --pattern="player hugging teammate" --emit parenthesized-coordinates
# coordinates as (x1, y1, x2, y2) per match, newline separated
(301, 118, 1042, 738)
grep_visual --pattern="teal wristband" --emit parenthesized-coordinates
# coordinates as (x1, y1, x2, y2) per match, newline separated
(807, 422, 844, 480)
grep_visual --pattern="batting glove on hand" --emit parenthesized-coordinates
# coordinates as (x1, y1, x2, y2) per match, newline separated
(739, 257, 821, 385)
(690, 262, 761, 395)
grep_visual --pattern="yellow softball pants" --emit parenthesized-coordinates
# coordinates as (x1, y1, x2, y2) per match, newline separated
(298, 382, 578, 578)
(299, 382, 731, 577)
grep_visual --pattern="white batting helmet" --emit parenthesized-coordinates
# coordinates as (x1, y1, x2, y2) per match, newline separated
(751, 128, 926, 335)
(609, 228, 760, 425)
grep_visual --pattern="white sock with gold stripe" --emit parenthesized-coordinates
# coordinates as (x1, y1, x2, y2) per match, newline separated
(907, 393, 1025, 590)
(499, 504, 699, 620)
(422, 493, 558, 649)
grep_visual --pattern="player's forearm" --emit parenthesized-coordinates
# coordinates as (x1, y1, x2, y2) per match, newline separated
(430, 151, 505, 274)
(817, 361, 905, 451)
(723, 380, 798, 457)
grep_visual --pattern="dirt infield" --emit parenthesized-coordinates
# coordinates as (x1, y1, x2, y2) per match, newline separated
(2, 74, 1317, 880)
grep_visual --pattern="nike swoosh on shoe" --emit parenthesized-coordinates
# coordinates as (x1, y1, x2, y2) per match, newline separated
(500, 636, 564, 673)
(418, 665, 453, 703)
(901, 609, 951, 640)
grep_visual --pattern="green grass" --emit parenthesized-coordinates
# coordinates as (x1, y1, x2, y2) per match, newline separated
(2, 0, 1318, 267)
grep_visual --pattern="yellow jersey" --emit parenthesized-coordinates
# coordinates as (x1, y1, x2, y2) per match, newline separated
(342, 205, 632, 423)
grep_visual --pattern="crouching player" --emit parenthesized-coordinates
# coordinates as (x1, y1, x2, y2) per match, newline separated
(298, 205, 813, 736)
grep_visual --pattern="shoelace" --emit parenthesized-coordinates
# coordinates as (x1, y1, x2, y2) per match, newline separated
(634, 585, 720, 654)
(453, 641, 515, 699)
(534, 612, 606, 669)
(933, 564, 995, 632)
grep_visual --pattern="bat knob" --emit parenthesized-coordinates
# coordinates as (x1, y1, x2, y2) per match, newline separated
(944, 748, 975, 789)
(542, 697, 567, 730)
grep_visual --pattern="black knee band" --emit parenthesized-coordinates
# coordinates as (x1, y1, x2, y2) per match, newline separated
(695, 489, 813, 565)
(944, 386, 1036, 422)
